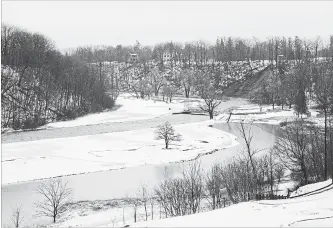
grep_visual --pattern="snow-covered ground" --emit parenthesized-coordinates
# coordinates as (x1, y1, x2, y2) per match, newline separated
(2, 121, 238, 185)
(42, 179, 333, 227)
(215, 104, 324, 126)
(131, 179, 333, 227)
(45, 94, 198, 128)
(290, 179, 333, 197)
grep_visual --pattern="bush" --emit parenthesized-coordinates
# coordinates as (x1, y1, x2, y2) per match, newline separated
(22, 115, 46, 129)
(61, 108, 78, 120)
(100, 94, 115, 109)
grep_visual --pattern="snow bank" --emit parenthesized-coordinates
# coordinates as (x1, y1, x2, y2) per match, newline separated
(45, 94, 196, 128)
(290, 179, 332, 197)
(45, 181, 333, 227)
(131, 180, 333, 227)
(215, 104, 322, 126)
(2, 121, 238, 184)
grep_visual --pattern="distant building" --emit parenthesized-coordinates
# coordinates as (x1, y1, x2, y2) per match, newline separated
(129, 53, 138, 63)
(163, 51, 174, 63)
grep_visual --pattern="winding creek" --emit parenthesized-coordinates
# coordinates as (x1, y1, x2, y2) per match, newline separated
(1, 122, 280, 227)
(1, 97, 283, 227)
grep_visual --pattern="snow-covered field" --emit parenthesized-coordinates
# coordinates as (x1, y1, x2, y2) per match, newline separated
(2, 93, 244, 185)
(2, 121, 238, 185)
(46, 94, 198, 128)
(131, 180, 333, 227)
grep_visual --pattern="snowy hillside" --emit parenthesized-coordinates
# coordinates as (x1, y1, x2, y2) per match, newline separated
(132, 180, 333, 227)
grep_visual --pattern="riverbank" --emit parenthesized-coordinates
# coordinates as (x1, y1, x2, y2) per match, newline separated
(2, 120, 239, 185)
(132, 179, 333, 227)
(0, 96, 259, 228)
(215, 103, 324, 127)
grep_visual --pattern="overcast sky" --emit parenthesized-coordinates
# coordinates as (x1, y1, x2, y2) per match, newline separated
(2, 1, 333, 51)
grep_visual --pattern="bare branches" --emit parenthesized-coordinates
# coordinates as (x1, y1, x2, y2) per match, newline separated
(272, 120, 326, 185)
(154, 161, 204, 218)
(238, 122, 259, 190)
(155, 121, 182, 149)
(11, 206, 24, 228)
(197, 73, 223, 119)
(35, 179, 72, 223)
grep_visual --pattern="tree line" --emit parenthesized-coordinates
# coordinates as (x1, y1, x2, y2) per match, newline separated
(2, 24, 333, 129)
(65, 36, 333, 66)
(1, 24, 117, 129)
(249, 55, 333, 182)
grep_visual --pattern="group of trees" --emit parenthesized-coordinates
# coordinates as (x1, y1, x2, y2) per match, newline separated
(250, 51, 333, 183)
(1, 24, 117, 129)
(65, 36, 333, 66)
(154, 161, 204, 218)
(251, 59, 333, 114)
(9, 179, 72, 227)
(152, 119, 332, 221)
(4, 24, 332, 129)
(275, 119, 333, 185)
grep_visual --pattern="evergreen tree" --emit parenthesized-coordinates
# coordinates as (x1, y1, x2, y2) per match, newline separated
(294, 86, 308, 116)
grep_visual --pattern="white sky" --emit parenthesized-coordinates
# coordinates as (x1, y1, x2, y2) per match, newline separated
(2, 1, 333, 50)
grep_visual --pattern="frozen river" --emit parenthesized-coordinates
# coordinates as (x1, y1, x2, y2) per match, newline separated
(1, 121, 278, 227)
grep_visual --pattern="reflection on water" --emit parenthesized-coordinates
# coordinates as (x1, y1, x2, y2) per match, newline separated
(1, 122, 279, 227)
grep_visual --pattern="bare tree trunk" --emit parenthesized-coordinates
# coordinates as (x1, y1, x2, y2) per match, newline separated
(151, 202, 154, 220)
(324, 108, 328, 180)
(209, 111, 213, 120)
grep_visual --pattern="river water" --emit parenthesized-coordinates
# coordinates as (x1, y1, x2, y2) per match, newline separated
(1, 121, 279, 227)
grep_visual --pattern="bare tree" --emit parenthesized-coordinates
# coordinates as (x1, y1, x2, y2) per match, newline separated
(35, 179, 72, 223)
(220, 157, 255, 203)
(274, 163, 285, 183)
(273, 120, 310, 185)
(180, 68, 196, 98)
(138, 185, 149, 221)
(149, 195, 155, 220)
(155, 121, 182, 149)
(314, 61, 333, 180)
(149, 67, 164, 97)
(205, 163, 223, 210)
(11, 206, 24, 228)
(130, 198, 140, 223)
(162, 84, 177, 103)
(182, 161, 204, 214)
(197, 73, 223, 119)
(238, 122, 259, 191)
(154, 161, 204, 218)
(330, 117, 333, 183)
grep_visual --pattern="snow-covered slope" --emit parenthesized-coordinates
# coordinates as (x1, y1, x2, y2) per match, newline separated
(290, 179, 333, 197)
(132, 180, 333, 227)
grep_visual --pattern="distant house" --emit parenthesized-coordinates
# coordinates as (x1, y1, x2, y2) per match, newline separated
(163, 51, 173, 63)
(129, 53, 138, 63)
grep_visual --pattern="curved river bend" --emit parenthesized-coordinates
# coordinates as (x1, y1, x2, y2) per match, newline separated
(2, 122, 279, 227)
